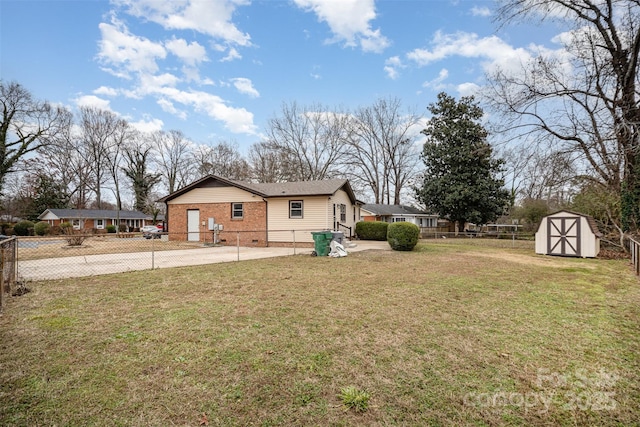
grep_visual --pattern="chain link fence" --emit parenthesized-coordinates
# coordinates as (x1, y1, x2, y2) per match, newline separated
(14, 229, 539, 282)
(16, 230, 329, 281)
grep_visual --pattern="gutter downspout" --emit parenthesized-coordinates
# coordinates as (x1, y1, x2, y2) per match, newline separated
(263, 198, 268, 247)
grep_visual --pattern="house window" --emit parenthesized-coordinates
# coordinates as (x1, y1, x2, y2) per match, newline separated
(393, 217, 406, 222)
(232, 203, 244, 219)
(339, 204, 346, 222)
(72, 219, 81, 230)
(96, 219, 104, 229)
(289, 201, 303, 218)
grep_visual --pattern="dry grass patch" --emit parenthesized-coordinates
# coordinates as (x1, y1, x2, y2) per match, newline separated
(1, 241, 639, 426)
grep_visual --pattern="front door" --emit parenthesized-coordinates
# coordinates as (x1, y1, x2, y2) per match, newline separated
(187, 209, 200, 242)
(547, 216, 580, 256)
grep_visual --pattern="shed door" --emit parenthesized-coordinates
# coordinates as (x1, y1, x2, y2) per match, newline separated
(187, 209, 200, 242)
(547, 216, 580, 257)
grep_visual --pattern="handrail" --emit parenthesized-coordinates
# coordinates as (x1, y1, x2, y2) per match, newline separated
(336, 222, 352, 238)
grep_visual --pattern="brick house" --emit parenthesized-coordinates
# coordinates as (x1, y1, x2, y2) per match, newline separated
(360, 204, 441, 227)
(38, 208, 156, 232)
(159, 175, 361, 247)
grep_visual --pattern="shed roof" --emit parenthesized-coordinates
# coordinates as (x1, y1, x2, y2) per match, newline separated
(536, 210, 603, 237)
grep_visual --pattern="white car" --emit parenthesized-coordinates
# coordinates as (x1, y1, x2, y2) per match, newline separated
(141, 225, 162, 239)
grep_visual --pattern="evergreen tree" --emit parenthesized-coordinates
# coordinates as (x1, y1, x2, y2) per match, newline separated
(416, 93, 510, 232)
(22, 173, 70, 221)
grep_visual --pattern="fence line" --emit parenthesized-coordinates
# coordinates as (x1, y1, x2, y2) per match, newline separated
(627, 236, 640, 276)
(0, 237, 18, 313)
(16, 230, 325, 282)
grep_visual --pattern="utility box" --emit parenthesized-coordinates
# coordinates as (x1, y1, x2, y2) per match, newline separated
(208, 218, 215, 230)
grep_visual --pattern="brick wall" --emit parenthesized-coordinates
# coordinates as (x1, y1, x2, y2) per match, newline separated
(167, 201, 268, 246)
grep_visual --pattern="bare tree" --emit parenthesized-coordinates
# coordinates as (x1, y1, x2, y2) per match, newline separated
(264, 102, 347, 181)
(105, 120, 135, 210)
(79, 107, 124, 209)
(344, 97, 422, 204)
(122, 137, 162, 213)
(191, 141, 251, 181)
(488, 0, 640, 230)
(151, 130, 193, 194)
(248, 141, 297, 183)
(0, 81, 70, 194)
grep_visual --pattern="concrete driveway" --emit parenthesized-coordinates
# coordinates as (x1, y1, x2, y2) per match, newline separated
(18, 240, 390, 281)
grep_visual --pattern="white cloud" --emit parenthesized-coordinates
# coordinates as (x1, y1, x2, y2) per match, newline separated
(422, 68, 449, 90)
(294, 0, 390, 53)
(130, 116, 164, 133)
(470, 6, 491, 17)
(156, 86, 257, 134)
(157, 98, 188, 120)
(230, 78, 260, 98)
(96, 1, 259, 136)
(165, 37, 208, 66)
(97, 19, 166, 78)
(384, 56, 404, 79)
(220, 47, 242, 62)
(407, 31, 534, 75)
(75, 95, 112, 110)
(113, 0, 252, 46)
(457, 82, 481, 97)
(93, 86, 118, 96)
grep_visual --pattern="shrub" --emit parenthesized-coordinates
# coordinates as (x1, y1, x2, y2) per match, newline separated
(118, 224, 127, 232)
(14, 220, 35, 236)
(339, 386, 370, 413)
(355, 221, 388, 241)
(34, 221, 51, 236)
(106, 224, 117, 233)
(387, 222, 420, 251)
(60, 222, 86, 246)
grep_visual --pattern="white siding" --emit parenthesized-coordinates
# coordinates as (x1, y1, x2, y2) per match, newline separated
(535, 211, 600, 258)
(167, 187, 257, 204)
(268, 196, 329, 243)
(328, 189, 357, 234)
(40, 211, 60, 221)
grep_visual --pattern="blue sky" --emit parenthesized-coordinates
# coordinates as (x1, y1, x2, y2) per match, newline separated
(1, 0, 562, 153)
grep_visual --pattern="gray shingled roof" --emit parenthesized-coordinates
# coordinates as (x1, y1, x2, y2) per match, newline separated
(237, 179, 351, 197)
(160, 175, 356, 204)
(39, 209, 149, 220)
(361, 204, 434, 216)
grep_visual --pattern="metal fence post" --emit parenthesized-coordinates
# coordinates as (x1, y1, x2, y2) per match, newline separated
(237, 232, 240, 262)
(151, 235, 155, 270)
(292, 230, 296, 255)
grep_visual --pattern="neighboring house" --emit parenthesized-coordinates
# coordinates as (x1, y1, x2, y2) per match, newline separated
(360, 204, 441, 228)
(38, 209, 153, 231)
(159, 175, 360, 246)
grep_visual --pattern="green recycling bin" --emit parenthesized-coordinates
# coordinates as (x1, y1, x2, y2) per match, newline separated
(311, 231, 333, 256)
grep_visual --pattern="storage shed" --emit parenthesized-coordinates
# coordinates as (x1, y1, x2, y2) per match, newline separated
(535, 210, 602, 258)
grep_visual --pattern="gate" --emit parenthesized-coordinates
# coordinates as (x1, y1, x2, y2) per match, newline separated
(547, 216, 581, 256)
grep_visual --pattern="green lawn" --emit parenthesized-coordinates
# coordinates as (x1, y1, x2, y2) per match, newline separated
(1, 240, 639, 426)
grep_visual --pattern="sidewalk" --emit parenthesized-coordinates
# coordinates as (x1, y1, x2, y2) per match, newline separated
(18, 240, 390, 280)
